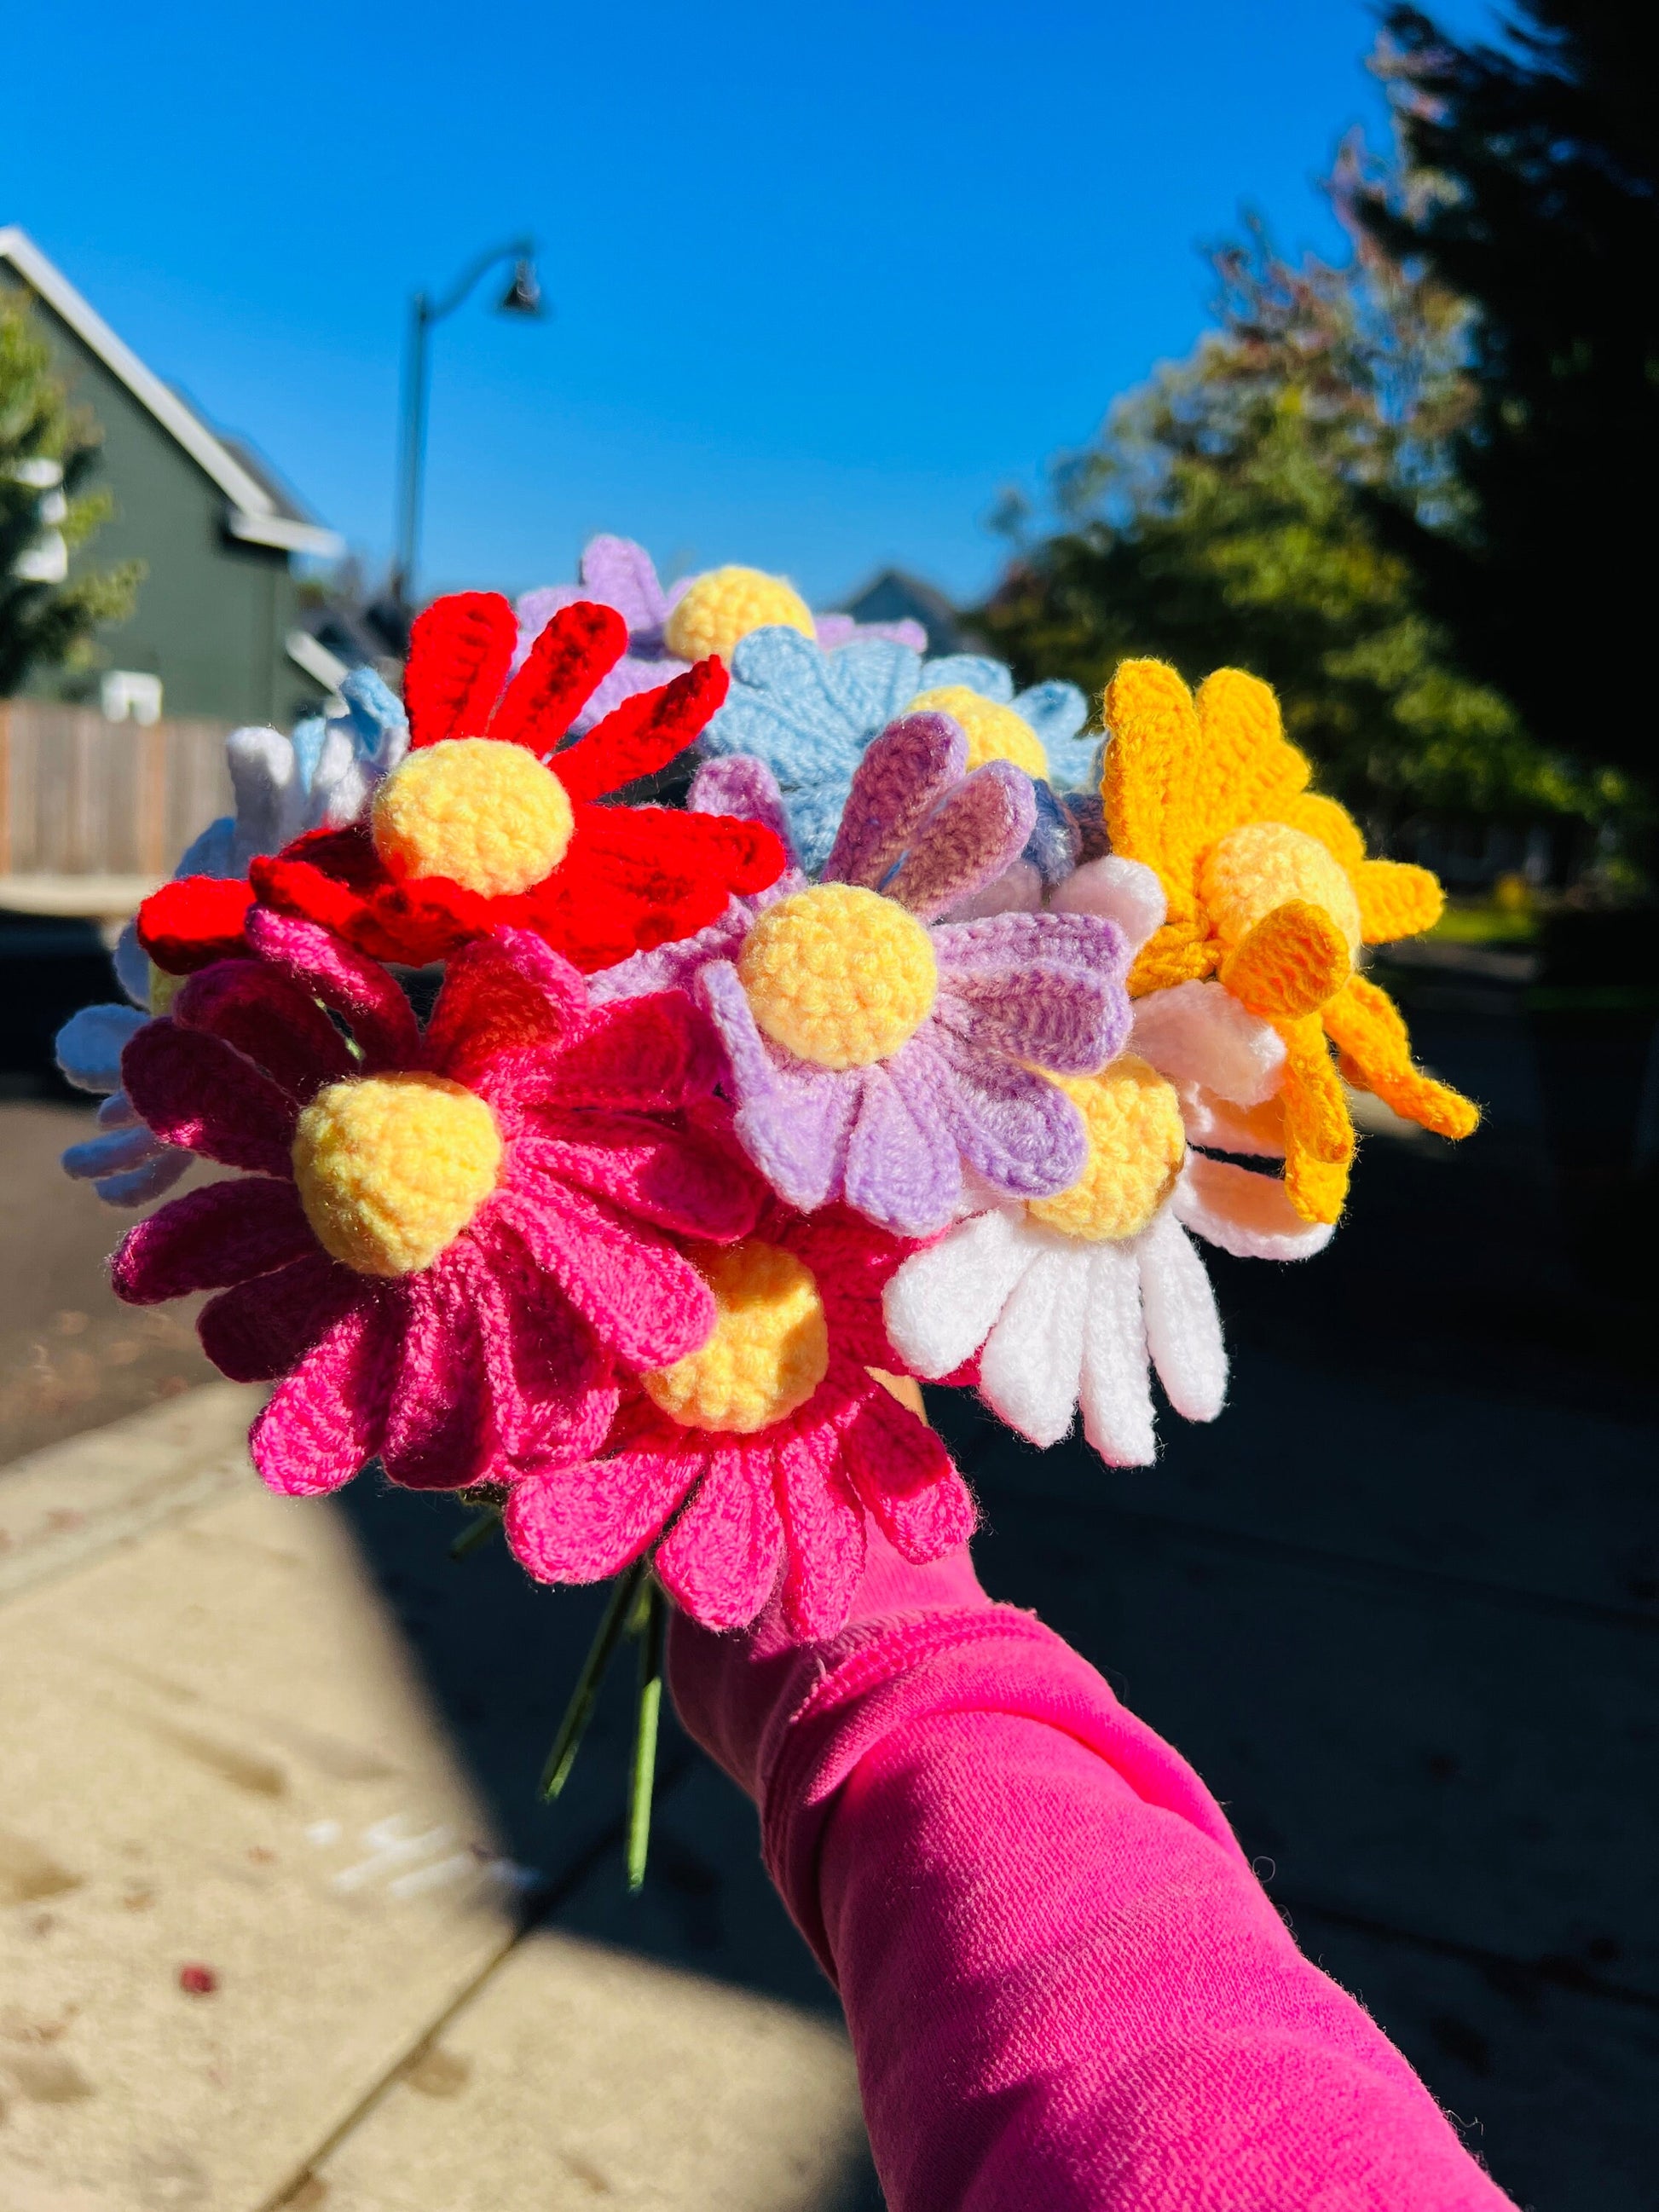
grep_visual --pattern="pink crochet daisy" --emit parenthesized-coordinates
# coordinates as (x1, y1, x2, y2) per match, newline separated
(503, 1204, 974, 1637)
(109, 910, 763, 1499)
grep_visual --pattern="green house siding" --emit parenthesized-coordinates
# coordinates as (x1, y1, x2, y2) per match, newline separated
(2, 268, 328, 726)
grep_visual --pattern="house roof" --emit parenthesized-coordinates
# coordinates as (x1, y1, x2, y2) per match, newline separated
(0, 225, 344, 560)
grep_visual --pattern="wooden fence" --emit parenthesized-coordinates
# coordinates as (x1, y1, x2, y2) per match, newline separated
(0, 701, 233, 884)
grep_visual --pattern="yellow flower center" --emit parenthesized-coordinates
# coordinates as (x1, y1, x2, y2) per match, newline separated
(662, 567, 816, 665)
(370, 737, 575, 898)
(292, 1072, 503, 1279)
(905, 685, 1049, 778)
(737, 884, 938, 1070)
(644, 1239, 829, 1434)
(1026, 1057, 1187, 1242)
(1198, 821, 1361, 952)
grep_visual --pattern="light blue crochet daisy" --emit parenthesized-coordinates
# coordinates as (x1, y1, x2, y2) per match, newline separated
(699, 629, 1095, 872)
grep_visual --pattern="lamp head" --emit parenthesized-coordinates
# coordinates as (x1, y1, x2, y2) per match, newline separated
(499, 257, 545, 317)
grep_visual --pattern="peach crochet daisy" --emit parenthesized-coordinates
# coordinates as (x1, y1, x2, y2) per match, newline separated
(1101, 659, 1479, 1222)
(109, 913, 762, 1497)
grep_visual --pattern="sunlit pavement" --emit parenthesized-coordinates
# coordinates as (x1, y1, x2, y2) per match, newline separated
(2, 948, 1656, 2210)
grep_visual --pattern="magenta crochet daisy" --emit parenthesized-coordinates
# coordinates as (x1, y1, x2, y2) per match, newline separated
(108, 910, 763, 1499)
(598, 713, 1134, 1236)
(503, 1203, 974, 1637)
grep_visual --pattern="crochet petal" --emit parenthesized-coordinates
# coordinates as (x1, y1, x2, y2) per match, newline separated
(940, 858, 1043, 925)
(531, 990, 722, 1115)
(122, 1020, 297, 1175)
(423, 927, 586, 1093)
(933, 908, 1127, 986)
(1078, 1243, 1156, 1467)
(843, 1053, 962, 1237)
(55, 1002, 147, 1093)
(197, 1251, 358, 1383)
(978, 1243, 1089, 1448)
(697, 965, 858, 1212)
(111, 1176, 311, 1304)
(380, 1258, 488, 1489)
(136, 876, 256, 974)
(244, 907, 421, 1071)
(1171, 1153, 1334, 1261)
(488, 600, 627, 754)
(61, 1122, 164, 1183)
(554, 656, 728, 803)
(1352, 858, 1443, 946)
(920, 652, 1013, 702)
(837, 1368, 974, 1562)
(503, 1445, 697, 1585)
(521, 804, 783, 972)
(93, 1151, 194, 1209)
(405, 592, 518, 748)
(498, 1181, 714, 1370)
(785, 1204, 913, 1367)
(821, 713, 966, 891)
(522, 1115, 760, 1242)
(1137, 1210, 1227, 1424)
(654, 1443, 784, 1630)
(1218, 899, 1351, 1023)
(938, 961, 1127, 1077)
(1278, 1014, 1355, 1225)
(249, 1291, 397, 1497)
(1322, 974, 1481, 1141)
(883, 760, 1037, 921)
(580, 534, 669, 631)
(688, 754, 795, 851)
(1052, 855, 1168, 956)
(1130, 979, 1286, 1108)
(583, 898, 757, 1006)
(882, 1207, 1035, 1378)
(772, 1425, 866, 1639)
(471, 1223, 617, 1465)
(172, 961, 353, 1100)
(930, 1031, 1087, 1201)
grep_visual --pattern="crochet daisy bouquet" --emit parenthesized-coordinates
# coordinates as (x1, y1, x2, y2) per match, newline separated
(57, 546, 1477, 1885)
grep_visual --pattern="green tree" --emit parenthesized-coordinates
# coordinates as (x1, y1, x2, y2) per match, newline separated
(978, 195, 1620, 831)
(1349, 3, 1658, 795)
(0, 295, 142, 696)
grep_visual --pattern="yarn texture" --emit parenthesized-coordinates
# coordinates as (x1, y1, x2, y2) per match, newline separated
(738, 886, 939, 1070)
(292, 1073, 503, 1279)
(663, 567, 816, 664)
(1101, 656, 1479, 1222)
(644, 1239, 830, 1434)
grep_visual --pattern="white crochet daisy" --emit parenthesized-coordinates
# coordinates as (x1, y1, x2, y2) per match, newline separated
(883, 856, 1332, 1464)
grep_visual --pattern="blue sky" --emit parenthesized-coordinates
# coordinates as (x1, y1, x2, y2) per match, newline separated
(3, 0, 1499, 609)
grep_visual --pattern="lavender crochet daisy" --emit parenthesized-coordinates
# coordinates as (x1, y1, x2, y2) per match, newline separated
(598, 718, 1131, 1237)
(513, 534, 926, 739)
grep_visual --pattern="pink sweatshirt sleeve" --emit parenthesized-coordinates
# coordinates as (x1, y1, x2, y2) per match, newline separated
(668, 1532, 1516, 2212)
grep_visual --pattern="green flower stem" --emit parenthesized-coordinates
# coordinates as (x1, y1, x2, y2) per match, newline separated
(538, 1560, 646, 1803)
(626, 1576, 666, 1895)
(448, 1503, 502, 1560)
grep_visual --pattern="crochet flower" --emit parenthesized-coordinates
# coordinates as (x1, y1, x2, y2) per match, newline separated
(504, 1204, 975, 1637)
(883, 1044, 1331, 1466)
(108, 913, 763, 1498)
(616, 715, 1130, 1236)
(514, 535, 928, 736)
(55, 670, 409, 1206)
(1101, 660, 1479, 1222)
(702, 627, 1095, 870)
(135, 593, 783, 977)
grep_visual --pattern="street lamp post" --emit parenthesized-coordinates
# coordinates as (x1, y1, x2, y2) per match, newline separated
(391, 237, 544, 615)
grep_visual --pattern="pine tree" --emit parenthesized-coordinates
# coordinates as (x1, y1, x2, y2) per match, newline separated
(1350, 3, 1659, 792)
(0, 295, 142, 696)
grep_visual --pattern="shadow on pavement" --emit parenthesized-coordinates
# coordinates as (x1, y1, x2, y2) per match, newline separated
(323, 956, 1656, 2212)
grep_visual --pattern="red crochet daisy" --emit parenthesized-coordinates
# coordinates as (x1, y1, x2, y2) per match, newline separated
(108, 910, 765, 1499)
(136, 592, 785, 976)
(502, 1203, 977, 1637)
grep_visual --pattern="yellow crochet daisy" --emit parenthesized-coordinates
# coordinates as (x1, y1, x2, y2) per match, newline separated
(1101, 659, 1479, 1224)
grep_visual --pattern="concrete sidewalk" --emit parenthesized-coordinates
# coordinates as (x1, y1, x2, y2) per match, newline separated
(0, 1389, 872, 2212)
